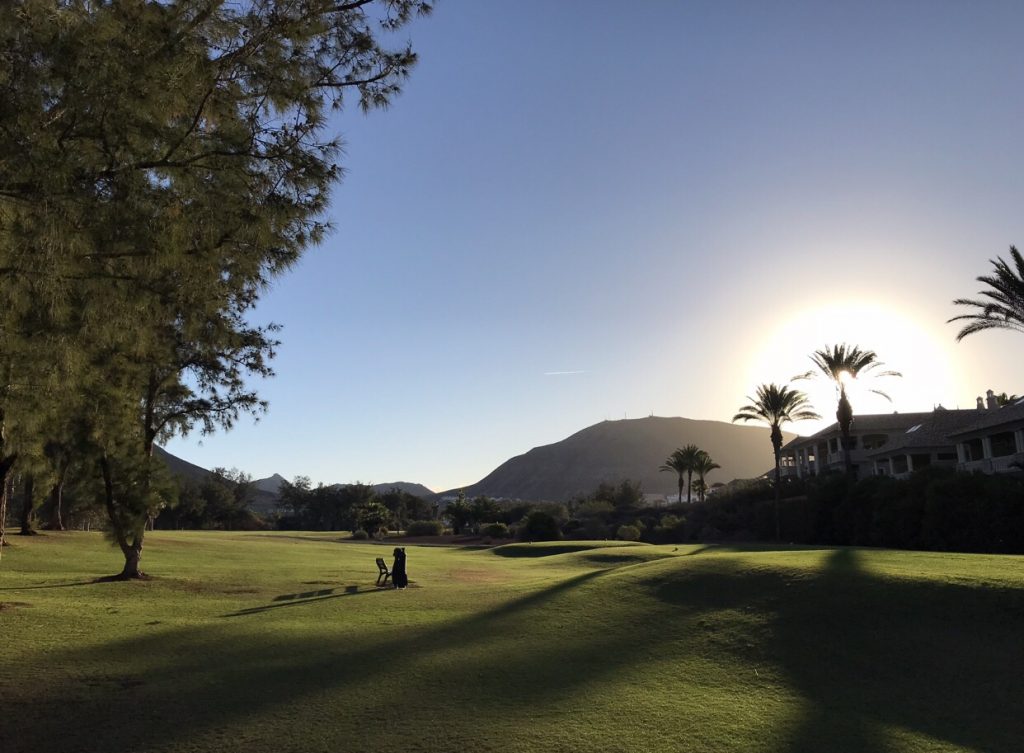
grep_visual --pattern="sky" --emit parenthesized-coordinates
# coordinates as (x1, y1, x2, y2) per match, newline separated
(166, 0, 1024, 492)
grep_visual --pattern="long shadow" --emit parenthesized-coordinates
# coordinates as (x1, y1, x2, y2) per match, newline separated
(223, 584, 392, 617)
(0, 579, 103, 591)
(653, 547, 1024, 752)
(9, 552, 1023, 753)
(7, 569, 617, 753)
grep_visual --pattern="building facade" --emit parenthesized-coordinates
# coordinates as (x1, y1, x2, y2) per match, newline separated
(780, 391, 1023, 480)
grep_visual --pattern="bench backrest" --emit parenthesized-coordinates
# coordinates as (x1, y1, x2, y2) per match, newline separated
(376, 557, 388, 571)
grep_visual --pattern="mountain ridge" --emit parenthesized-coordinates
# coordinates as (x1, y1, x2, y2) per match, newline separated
(440, 416, 791, 501)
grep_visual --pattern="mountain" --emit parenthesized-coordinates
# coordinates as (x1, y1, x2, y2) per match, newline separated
(371, 482, 435, 498)
(153, 446, 213, 484)
(444, 416, 793, 502)
(253, 473, 287, 495)
(155, 449, 436, 504)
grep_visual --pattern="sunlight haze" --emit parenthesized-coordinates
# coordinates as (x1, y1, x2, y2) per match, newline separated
(165, 1, 1024, 491)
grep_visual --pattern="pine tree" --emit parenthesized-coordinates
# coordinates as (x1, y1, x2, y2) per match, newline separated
(0, 1, 433, 576)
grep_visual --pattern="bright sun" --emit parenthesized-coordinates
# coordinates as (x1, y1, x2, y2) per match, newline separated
(745, 300, 964, 433)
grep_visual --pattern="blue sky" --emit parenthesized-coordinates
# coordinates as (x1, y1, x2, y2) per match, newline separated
(167, 0, 1024, 491)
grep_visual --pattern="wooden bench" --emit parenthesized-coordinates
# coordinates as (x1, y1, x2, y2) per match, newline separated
(375, 557, 391, 587)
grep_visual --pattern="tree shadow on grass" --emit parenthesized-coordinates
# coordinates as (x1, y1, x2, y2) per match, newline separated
(7, 570, 638, 753)
(0, 579, 105, 591)
(10, 553, 1023, 753)
(224, 584, 393, 616)
(653, 547, 1024, 752)
(490, 542, 643, 558)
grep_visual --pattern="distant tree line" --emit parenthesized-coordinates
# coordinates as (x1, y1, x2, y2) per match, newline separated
(276, 479, 435, 535)
(433, 470, 1024, 554)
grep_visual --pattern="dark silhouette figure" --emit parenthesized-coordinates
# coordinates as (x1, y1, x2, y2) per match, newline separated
(391, 547, 408, 589)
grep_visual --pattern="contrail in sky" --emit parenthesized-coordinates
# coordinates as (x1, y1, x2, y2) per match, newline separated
(544, 370, 587, 376)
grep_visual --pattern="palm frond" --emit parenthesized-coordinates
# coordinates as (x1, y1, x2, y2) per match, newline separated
(949, 246, 1024, 341)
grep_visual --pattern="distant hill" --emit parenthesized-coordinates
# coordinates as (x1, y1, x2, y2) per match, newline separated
(153, 446, 213, 484)
(154, 449, 435, 507)
(253, 473, 287, 496)
(372, 481, 435, 498)
(442, 416, 793, 502)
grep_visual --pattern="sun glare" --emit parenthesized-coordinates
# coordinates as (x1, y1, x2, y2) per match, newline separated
(745, 301, 964, 434)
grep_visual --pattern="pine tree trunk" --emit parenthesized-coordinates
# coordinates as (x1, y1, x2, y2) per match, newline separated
(45, 455, 69, 531)
(0, 457, 14, 553)
(19, 473, 37, 535)
(47, 480, 65, 531)
(100, 455, 147, 579)
(120, 535, 144, 579)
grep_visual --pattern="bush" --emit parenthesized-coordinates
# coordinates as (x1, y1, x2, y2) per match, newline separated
(568, 518, 611, 540)
(518, 510, 562, 541)
(481, 522, 511, 538)
(406, 519, 444, 537)
(648, 514, 687, 544)
(350, 529, 369, 540)
(616, 524, 641, 541)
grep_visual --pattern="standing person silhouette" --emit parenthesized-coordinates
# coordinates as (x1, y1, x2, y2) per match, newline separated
(392, 547, 408, 589)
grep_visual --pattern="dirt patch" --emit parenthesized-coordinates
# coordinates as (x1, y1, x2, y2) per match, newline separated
(0, 601, 32, 610)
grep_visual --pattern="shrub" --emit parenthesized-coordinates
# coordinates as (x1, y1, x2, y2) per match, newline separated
(481, 522, 511, 538)
(350, 529, 369, 540)
(518, 510, 562, 541)
(649, 514, 687, 544)
(616, 525, 641, 541)
(569, 518, 611, 540)
(406, 519, 444, 537)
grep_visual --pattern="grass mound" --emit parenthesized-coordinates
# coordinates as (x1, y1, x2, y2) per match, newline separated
(489, 540, 648, 557)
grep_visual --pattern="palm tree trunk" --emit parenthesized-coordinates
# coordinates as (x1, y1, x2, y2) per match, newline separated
(677, 475, 683, 505)
(773, 452, 782, 542)
(686, 470, 693, 504)
(771, 424, 783, 542)
(837, 386, 855, 476)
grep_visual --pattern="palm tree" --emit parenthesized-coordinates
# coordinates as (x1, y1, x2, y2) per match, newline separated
(659, 449, 688, 505)
(659, 444, 703, 504)
(949, 246, 1024, 341)
(798, 343, 901, 475)
(691, 450, 720, 503)
(733, 383, 820, 541)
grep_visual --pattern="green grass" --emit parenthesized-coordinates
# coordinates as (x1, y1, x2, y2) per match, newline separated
(1, 532, 1022, 753)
